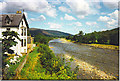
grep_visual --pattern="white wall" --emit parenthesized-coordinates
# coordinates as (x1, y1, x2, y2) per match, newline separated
(19, 18, 27, 53)
(1, 17, 28, 55)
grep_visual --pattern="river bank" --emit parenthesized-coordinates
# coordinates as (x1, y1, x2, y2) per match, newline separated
(61, 38, 119, 50)
(49, 38, 119, 80)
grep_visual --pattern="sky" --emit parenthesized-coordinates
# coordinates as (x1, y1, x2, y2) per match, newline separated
(0, 0, 119, 35)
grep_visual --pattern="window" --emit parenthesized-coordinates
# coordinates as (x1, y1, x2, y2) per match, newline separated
(22, 21, 23, 25)
(6, 20, 10, 24)
(6, 28, 10, 31)
(24, 28, 26, 36)
(21, 39, 23, 47)
(21, 29, 23, 36)
(24, 39, 26, 46)
(5, 16, 11, 25)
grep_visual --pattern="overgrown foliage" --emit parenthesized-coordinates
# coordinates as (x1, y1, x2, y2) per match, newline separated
(2, 31, 21, 79)
(20, 45, 77, 80)
(34, 33, 53, 45)
(2, 31, 20, 54)
(37, 44, 77, 79)
(66, 28, 119, 45)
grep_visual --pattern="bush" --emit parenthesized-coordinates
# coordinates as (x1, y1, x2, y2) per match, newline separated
(37, 43, 77, 79)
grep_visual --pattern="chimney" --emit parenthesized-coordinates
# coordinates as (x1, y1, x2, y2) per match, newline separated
(16, 11, 22, 14)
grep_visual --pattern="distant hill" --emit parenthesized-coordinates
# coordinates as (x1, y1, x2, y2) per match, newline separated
(29, 28, 72, 37)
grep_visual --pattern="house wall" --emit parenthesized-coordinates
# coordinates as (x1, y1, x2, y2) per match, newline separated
(0, 17, 28, 55)
(19, 18, 27, 53)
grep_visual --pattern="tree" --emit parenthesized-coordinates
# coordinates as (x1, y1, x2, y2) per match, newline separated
(77, 31, 84, 36)
(109, 32, 118, 45)
(34, 33, 53, 45)
(2, 31, 20, 54)
(97, 34, 109, 44)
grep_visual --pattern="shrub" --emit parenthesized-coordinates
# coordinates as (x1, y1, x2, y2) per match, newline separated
(37, 43, 77, 79)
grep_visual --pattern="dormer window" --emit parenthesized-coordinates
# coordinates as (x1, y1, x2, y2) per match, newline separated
(5, 19, 11, 25)
(5, 15, 12, 25)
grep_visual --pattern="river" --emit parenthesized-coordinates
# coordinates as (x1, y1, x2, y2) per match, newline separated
(48, 38, 119, 80)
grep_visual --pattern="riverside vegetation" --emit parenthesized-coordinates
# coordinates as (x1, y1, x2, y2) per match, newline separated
(19, 34, 78, 79)
(66, 27, 119, 46)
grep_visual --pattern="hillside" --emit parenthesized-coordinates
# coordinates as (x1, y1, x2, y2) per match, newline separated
(29, 28, 72, 37)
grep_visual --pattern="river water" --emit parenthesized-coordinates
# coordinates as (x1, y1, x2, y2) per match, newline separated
(48, 38, 119, 80)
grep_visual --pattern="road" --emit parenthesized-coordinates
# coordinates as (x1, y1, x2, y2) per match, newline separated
(49, 38, 119, 80)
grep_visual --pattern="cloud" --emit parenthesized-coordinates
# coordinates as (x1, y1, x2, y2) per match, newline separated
(86, 22, 97, 26)
(101, 28, 107, 31)
(66, 0, 99, 19)
(48, 0, 61, 5)
(101, 12, 106, 15)
(58, 6, 71, 13)
(48, 22, 62, 29)
(39, 15, 46, 20)
(68, 22, 82, 27)
(107, 19, 117, 25)
(98, 16, 110, 22)
(102, 0, 118, 9)
(66, 0, 90, 19)
(98, 10, 118, 29)
(64, 14, 76, 20)
(30, 15, 46, 21)
(74, 22, 82, 26)
(106, 19, 117, 28)
(108, 10, 118, 20)
(77, 15, 85, 19)
(60, 17, 63, 20)
(95, 3, 101, 9)
(1, 0, 57, 17)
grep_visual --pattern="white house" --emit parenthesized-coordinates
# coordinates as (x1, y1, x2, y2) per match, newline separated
(0, 11, 29, 55)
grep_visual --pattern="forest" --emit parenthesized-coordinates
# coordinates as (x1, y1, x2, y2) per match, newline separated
(66, 27, 119, 46)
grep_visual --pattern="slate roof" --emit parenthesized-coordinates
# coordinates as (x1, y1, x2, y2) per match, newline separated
(0, 13, 29, 28)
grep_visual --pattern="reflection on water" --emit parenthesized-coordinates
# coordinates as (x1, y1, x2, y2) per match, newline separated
(49, 39, 119, 79)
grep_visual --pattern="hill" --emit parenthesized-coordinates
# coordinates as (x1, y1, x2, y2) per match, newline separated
(29, 28, 72, 37)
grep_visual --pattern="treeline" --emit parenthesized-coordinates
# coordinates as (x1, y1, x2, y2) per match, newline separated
(66, 27, 119, 46)
(34, 33, 54, 45)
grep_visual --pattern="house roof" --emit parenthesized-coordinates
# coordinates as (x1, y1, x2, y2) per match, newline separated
(0, 13, 29, 28)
